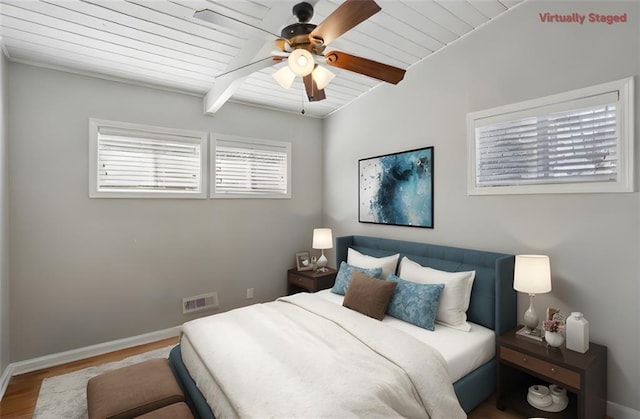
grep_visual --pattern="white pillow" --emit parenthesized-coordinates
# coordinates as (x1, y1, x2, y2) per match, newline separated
(398, 256, 476, 332)
(347, 248, 400, 279)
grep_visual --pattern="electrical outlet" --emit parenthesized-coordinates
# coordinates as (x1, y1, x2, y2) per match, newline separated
(246, 288, 254, 299)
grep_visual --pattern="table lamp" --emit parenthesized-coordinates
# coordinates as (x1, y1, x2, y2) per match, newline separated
(312, 228, 332, 272)
(513, 254, 552, 339)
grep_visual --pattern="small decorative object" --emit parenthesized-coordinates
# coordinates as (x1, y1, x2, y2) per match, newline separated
(527, 385, 569, 412)
(544, 330, 564, 348)
(312, 228, 332, 272)
(549, 384, 569, 409)
(543, 312, 565, 348)
(513, 255, 552, 340)
(566, 312, 589, 353)
(527, 385, 552, 409)
(311, 256, 317, 271)
(295, 251, 312, 271)
(358, 147, 434, 228)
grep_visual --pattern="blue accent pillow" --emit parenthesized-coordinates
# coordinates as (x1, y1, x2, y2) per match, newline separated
(331, 262, 383, 295)
(386, 274, 445, 331)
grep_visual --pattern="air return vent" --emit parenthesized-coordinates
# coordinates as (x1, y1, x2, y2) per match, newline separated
(183, 292, 219, 314)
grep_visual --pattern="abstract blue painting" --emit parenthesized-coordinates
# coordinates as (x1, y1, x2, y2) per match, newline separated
(359, 147, 434, 228)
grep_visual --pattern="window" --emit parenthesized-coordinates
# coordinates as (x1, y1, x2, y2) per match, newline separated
(90, 119, 207, 198)
(211, 134, 291, 199)
(467, 77, 634, 195)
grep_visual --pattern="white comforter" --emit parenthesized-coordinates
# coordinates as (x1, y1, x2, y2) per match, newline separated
(181, 293, 466, 419)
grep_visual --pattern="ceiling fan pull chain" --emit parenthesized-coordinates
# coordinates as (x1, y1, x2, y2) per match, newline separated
(301, 87, 306, 115)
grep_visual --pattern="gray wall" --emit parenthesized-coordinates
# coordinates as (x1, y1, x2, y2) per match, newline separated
(0, 49, 9, 374)
(8, 63, 324, 360)
(323, 0, 639, 413)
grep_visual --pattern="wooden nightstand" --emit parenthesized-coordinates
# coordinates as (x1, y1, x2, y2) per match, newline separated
(287, 268, 337, 295)
(497, 327, 607, 419)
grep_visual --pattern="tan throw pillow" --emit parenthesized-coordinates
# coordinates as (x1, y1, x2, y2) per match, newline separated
(343, 271, 397, 320)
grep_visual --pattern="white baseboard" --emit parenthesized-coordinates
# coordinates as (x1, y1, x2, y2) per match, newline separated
(609, 400, 640, 419)
(0, 362, 14, 401)
(9, 326, 181, 377)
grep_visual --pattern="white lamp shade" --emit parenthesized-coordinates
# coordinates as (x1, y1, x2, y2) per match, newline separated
(514, 255, 552, 294)
(311, 65, 336, 90)
(272, 66, 296, 89)
(288, 49, 315, 77)
(312, 228, 333, 250)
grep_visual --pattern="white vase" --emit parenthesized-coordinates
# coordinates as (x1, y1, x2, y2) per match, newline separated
(566, 312, 589, 353)
(545, 331, 564, 348)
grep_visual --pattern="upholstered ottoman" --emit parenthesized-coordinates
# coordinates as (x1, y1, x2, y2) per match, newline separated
(86, 358, 185, 419)
(135, 402, 194, 418)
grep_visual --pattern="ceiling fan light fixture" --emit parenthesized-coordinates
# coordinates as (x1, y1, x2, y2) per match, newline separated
(312, 65, 336, 90)
(272, 65, 296, 89)
(288, 49, 315, 77)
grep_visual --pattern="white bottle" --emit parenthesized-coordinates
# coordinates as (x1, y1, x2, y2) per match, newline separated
(566, 312, 589, 353)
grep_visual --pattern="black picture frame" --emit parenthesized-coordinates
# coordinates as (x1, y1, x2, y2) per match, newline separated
(358, 147, 434, 228)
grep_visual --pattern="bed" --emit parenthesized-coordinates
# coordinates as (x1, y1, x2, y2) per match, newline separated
(168, 235, 516, 418)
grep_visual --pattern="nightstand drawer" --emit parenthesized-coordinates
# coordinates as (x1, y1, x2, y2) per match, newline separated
(500, 346, 581, 389)
(289, 274, 314, 291)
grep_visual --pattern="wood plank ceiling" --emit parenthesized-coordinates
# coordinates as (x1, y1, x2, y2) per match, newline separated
(0, 0, 524, 118)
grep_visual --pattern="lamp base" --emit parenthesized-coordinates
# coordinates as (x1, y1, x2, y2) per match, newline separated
(516, 326, 544, 342)
(315, 252, 328, 272)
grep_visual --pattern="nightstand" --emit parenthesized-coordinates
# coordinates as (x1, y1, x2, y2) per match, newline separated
(497, 327, 607, 419)
(287, 268, 337, 295)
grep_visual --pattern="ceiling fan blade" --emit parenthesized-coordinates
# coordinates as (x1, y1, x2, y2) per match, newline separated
(310, 0, 381, 46)
(194, 9, 279, 39)
(324, 51, 405, 85)
(303, 74, 327, 102)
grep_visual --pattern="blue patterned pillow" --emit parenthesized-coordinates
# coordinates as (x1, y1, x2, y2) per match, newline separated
(331, 262, 383, 295)
(386, 274, 444, 331)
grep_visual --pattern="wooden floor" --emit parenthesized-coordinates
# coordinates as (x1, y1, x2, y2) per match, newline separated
(0, 337, 180, 418)
(0, 337, 523, 418)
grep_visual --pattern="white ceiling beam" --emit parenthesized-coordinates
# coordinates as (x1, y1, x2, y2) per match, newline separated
(204, 55, 280, 114)
(203, 2, 293, 115)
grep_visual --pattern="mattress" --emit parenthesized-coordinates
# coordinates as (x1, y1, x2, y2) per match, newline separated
(315, 289, 495, 382)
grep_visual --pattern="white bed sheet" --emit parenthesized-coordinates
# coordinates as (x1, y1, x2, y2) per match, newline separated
(181, 333, 234, 416)
(315, 289, 495, 383)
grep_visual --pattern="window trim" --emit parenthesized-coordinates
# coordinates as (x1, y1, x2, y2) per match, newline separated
(210, 133, 291, 199)
(467, 77, 634, 195)
(89, 118, 208, 199)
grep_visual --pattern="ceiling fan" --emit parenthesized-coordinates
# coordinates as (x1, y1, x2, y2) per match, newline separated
(194, 0, 406, 103)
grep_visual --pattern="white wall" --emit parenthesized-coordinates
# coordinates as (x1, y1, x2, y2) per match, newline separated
(8, 63, 324, 361)
(324, 0, 639, 414)
(0, 49, 10, 375)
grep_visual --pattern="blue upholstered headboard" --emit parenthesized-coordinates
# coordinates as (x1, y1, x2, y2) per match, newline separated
(335, 235, 517, 336)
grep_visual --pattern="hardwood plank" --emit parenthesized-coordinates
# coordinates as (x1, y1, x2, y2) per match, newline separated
(1, 336, 527, 418)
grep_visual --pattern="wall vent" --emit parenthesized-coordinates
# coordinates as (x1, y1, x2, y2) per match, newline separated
(183, 291, 219, 314)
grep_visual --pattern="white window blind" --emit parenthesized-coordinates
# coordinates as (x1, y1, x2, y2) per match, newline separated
(468, 77, 634, 195)
(211, 135, 291, 199)
(90, 119, 207, 198)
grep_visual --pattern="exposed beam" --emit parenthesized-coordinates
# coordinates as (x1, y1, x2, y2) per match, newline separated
(203, 54, 280, 114)
(203, 2, 293, 115)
